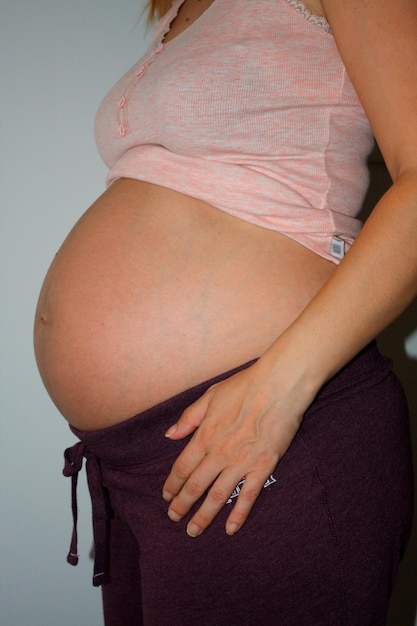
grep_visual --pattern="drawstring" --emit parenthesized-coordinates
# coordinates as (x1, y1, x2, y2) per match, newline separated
(63, 442, 84, 567)
(63, 442, 111, 587)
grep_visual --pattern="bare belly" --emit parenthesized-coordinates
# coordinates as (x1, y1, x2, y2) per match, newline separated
(34, 179, 335, 430)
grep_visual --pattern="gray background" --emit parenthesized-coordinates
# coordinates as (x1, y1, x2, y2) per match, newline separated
(1, 1, 416, 624)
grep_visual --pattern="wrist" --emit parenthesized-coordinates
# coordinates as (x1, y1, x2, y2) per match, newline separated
(256, 323, 338, 407)
(252, 332, 325, 419)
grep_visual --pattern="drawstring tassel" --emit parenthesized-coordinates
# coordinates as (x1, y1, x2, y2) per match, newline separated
(63, 442, 85, 567)
(86, 455, 111, 586)
(63, 442, 111, 586)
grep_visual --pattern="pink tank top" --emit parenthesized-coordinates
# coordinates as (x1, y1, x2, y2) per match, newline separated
(94, 0, 375, 262)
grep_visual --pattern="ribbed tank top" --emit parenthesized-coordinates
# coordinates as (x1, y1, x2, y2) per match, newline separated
(94, 0, 375, 262)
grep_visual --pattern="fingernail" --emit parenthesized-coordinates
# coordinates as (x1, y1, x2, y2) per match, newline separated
(162, 490, 174, 502)
(186, 523, 202, 537)
(226, 523, 239, 536)
(165, 424, 177, 438)
(168, 509, 182, 522)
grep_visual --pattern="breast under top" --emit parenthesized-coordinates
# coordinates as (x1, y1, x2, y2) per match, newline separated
(94, 0, 375, 262)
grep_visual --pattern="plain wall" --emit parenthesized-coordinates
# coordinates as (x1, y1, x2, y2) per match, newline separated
(1, 1, 151, 624)
(0, 1, 415, 624)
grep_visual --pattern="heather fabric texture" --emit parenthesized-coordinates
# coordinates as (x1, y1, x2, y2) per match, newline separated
(94, 0, 375, 262)
(64, 343, 413, 625)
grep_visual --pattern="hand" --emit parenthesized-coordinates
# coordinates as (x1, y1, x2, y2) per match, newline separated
(162, 359, 311, 537)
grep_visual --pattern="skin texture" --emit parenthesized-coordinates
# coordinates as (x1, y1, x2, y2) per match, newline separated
(34, 181, 335, 428)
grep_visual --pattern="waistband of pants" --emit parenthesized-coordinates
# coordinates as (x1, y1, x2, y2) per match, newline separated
(62, 340, 390, 585)
(69, 340, 389, 467)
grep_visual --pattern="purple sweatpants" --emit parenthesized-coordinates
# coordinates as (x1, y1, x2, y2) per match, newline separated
(64, 343, 413, 625)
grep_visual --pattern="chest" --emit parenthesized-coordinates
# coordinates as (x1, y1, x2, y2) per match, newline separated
(95, 0, 342, 165)
(164, 0, 327, 46)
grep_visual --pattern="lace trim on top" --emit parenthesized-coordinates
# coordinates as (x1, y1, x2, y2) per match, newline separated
(159, 0, 185, 46)
(285, 0, 333, 34)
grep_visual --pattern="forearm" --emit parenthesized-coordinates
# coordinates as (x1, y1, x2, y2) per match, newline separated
(261, 169, 417, 395)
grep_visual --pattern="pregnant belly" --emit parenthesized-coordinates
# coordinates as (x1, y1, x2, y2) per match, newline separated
(34, 179, 335, 430)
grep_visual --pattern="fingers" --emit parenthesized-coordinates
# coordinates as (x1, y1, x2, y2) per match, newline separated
(224, 474, 264, 536)
(162, 441, 207, 503)
(165, 457, 274, 538)
(161, 366, 301, 538)
(165, 392, 211, 439)
(186, 470, 265, 538)
(166, 457, 225, 526)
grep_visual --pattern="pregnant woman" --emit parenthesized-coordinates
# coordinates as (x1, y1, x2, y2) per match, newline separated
(34, 1, 416, 624)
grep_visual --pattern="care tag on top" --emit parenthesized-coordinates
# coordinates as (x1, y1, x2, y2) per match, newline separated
(330, 236, 345, 260)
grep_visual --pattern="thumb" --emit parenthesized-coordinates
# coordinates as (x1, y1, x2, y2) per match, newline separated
(165, 393, 210, 439)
